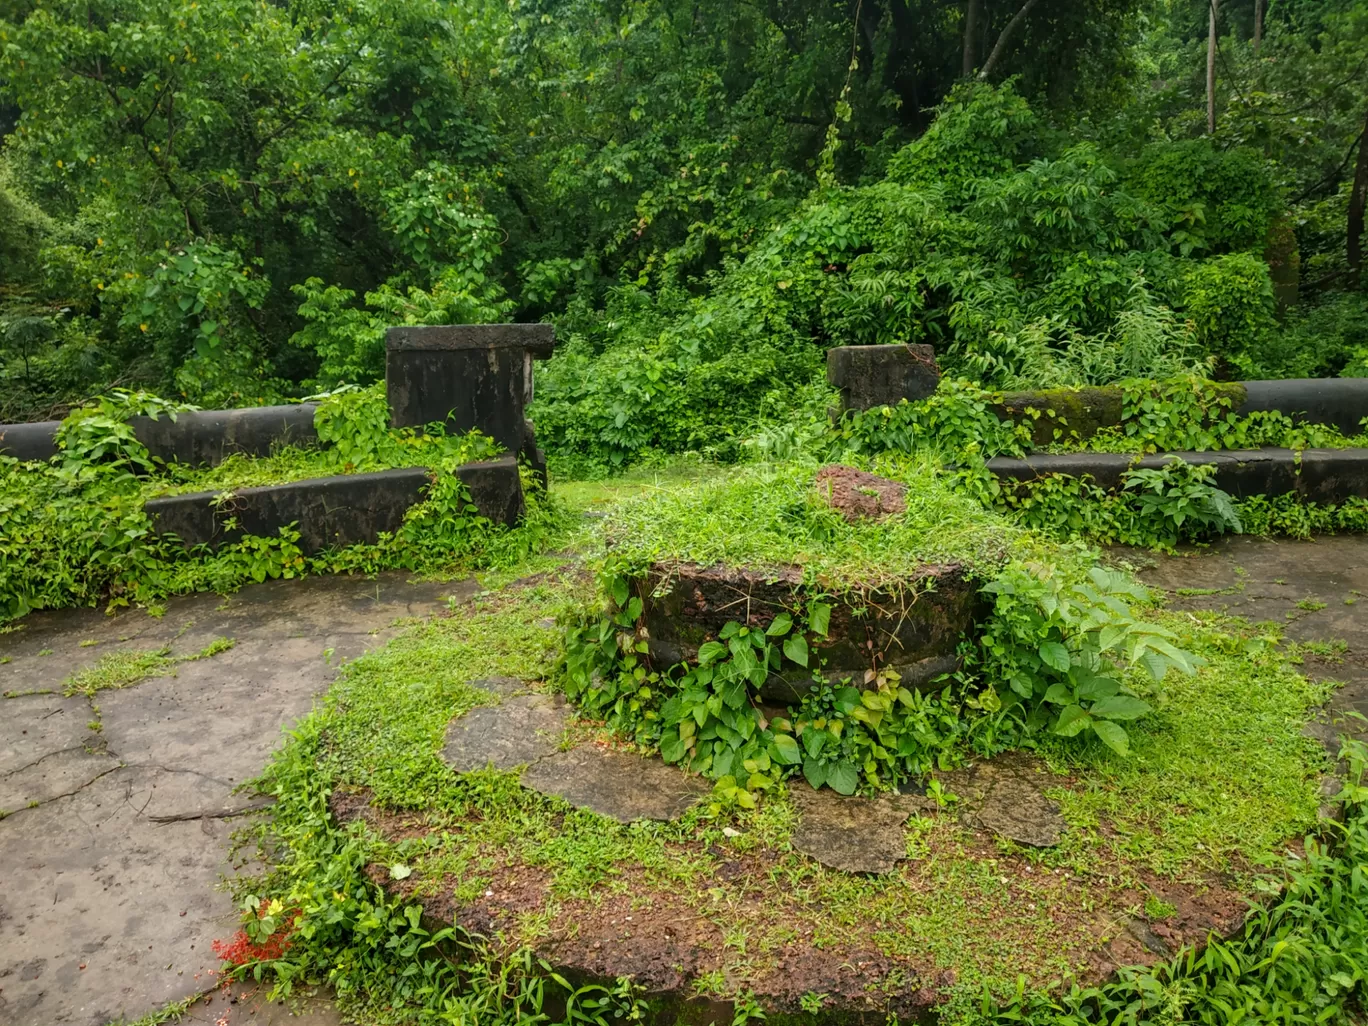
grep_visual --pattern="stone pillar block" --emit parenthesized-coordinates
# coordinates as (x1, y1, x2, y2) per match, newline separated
(385, 324, 554, 478)
(826, 344, 940, 412)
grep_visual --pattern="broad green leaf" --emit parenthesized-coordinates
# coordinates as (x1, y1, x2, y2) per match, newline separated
(1090, 695, 1152, 721)
(1038, 641, 1071, 672)
(826, 761, 859, 795)
(696, 641, 727, 666)
(1053, 704, 1092, 737)
(770, 733, 801, 765)
(1091, 719, 1131, 756)
(802, 758, 828, 790)
(783, 633, 809, 667)
(809, 602, 832, 637)
(766, 612, 793, 636)
(1042, 682, 1073, 705)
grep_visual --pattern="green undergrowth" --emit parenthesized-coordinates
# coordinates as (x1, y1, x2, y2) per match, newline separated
(595, 457, 1030, 587)
(0, 386, 575, 622)
(229, 566, 1352, 1025)
(59, 635, 236, 697)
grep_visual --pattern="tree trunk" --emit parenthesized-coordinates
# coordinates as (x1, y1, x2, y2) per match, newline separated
(1207, 0, 1219, 134)
(1348, 107, 1368, 288)
(1253, 0, 1263, 54)
(977, 0, 1041, 81)
(963, 0, 981, 76)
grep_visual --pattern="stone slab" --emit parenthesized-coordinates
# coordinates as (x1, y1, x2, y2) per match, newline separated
(385, 323, 555, 355)
(789, 785, 927, 874)
(130, 404, 319, 467)
(144, 457, 523, 555)
(640, 562, 979, 704)
(385, 324, 554, 461)
(939, 753, 1065, 848)
(1240, 378, 1368, 437)
(826, 344, 940, 412)
(520, 747, 710, 823)
(145, 467, 429, 555)
(987, 447, 1368, 503)
(0, 405, 319, 467)
(442, 693, 571, 773)
(0, 419, 60, 462)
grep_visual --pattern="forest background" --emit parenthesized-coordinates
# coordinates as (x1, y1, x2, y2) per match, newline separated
(1, 0, 1366, 475)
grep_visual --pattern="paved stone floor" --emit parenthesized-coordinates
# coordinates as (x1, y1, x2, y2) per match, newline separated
(1, 534, 1364, 1026)
(0, 574, 466, 1026)
(1138, 534, 1368, 737)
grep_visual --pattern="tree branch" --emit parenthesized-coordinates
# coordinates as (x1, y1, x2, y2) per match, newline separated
(977, 0, 1042, 81)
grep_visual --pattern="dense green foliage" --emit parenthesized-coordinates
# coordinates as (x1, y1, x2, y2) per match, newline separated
(2, 0, 1366, 474)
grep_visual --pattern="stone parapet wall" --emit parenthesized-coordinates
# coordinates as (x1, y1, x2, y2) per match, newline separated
(144, 457, 523, 555)
(986, 447, 1368, 503)
(0, 403, 320, 465)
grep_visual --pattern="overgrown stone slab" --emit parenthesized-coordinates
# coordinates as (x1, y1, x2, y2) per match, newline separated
(941, 753, 1066, 848)
(813, 464, 907, 521)
(441, 690, 571, 773)
(789, 785, 930, 874)
(520, 746, 710, 823)
(145, 457, 524, 555)
(987, 447, 1368, 503)
(826, 343, 940, 412)
(641, 562, 979, 704)
(385, 324, 554, 480)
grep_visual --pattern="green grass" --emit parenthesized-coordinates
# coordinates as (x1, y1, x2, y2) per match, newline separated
(61, 647, 177, 697)
(248, 565, 1330, 1010)
(60, 636, 237, 697)
(596, 456, 1034, 590)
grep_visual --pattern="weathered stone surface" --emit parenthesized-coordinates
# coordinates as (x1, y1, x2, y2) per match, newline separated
(0, 406, 320, 467)
(640, 563, 980, 704)
(987, 448, 1368, 503)
(789, 785, 929, 874)
(0, 693, 117, 813)
(457, 455, 526, 526)
(131, 403, 320, 467)
(145, 466, 428, 554)
(442, 692, 571, 773)
(827, 344, 940, 412)
(0, 419, 60, 462)
(813, 464, 907, 521)
(0, 572, 462, 1026)
(145, 457, 524, 554)
(521, 746, 710, 823)
(941, 753, 1065, 848)
(385, 324, 554, 470)
(1240, 379, 1368, 437)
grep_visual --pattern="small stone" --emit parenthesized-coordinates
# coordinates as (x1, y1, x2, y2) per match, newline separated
(813, 465, 907, 522)
(520, 747, 710, 823)
(789, 786, 926, 874)
(940, 752, 1066, 848)
(441, 691, 570, 773)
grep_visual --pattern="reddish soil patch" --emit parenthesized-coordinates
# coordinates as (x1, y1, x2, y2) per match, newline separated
(813, 465, 908, 522)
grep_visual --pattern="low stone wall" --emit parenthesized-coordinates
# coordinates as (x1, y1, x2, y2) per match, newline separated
(144, 456, 523, 555)
(986, 447, 1368, 503)
(824, 345, 1368, 444)
(0, 404, 319, 466)
(993, 380, 1368, 447)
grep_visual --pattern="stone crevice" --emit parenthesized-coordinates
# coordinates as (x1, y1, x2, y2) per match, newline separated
(0, 762, 123, 820)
